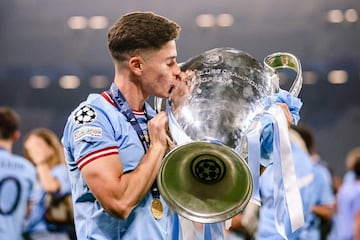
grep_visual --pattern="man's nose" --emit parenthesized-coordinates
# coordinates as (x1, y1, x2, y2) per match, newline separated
(174, 62, 181, 76)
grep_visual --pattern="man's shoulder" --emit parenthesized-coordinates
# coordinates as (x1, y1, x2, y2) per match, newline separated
(0, 152, 36, 179)
(62, 93, 124, 148)
(64, 93, 117, 126)
(1, 151, 29, 165)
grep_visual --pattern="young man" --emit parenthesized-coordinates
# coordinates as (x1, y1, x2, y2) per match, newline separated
(0, 107, 36, 240)
(62, 11, 302, 239)
(62, 12, 182, 239)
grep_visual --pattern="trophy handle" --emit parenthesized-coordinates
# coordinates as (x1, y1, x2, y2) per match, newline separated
(263, 52, 303, 97)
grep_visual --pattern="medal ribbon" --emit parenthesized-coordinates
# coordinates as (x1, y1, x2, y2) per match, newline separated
(247, 121, 262, 204)
(107, 83, 161, 204)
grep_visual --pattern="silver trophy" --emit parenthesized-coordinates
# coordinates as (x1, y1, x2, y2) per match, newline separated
(156, 47, 302, 223)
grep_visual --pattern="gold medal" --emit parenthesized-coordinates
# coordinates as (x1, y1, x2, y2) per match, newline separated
(151, 198, 163, 220)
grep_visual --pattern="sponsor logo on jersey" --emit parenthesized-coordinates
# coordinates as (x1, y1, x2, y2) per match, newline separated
(74, 126, 102, 141)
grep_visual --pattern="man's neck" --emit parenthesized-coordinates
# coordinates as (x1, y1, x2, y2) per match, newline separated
(114, 78, 147, 111)
(0, 140, 12, 152)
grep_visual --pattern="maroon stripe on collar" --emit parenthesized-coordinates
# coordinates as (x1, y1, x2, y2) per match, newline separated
(101, 91, 115, 106)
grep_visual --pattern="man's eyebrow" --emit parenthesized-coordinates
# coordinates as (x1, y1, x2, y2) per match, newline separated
(166, 55, 177, 60)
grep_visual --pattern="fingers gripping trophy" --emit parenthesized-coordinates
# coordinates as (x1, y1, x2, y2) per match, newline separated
(154, 47, 304, 230)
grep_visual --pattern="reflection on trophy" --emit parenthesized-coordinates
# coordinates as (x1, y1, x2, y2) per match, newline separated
(155, 47, 302, 223)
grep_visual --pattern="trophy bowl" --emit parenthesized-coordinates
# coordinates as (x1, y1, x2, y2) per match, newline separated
(156, 47, 302, 223)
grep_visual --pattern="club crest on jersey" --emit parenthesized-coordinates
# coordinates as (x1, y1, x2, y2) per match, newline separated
(74, 105, 96, 124)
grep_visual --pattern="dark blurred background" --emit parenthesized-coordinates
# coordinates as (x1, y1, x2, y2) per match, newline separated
(0, 0, 359, 176)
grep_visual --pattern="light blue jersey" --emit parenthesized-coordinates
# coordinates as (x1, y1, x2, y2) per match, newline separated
(0, 149, 36, 240)
(62, 92, 174, 239)
(328, 169, 356, 240)
(304, 162, 334, 239)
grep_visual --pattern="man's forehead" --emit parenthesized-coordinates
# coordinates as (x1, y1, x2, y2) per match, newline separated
(151, 40, 177, 60)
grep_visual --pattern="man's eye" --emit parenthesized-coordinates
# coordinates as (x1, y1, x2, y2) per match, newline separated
(167, 60, 177, 66)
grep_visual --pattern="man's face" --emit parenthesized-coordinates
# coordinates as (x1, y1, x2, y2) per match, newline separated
(140, 40, 180, 98)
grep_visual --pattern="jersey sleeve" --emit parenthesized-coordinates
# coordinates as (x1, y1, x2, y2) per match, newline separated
(63, 103, 119, 170)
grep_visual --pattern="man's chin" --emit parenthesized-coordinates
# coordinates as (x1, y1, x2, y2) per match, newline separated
(160, 92, 171, 99)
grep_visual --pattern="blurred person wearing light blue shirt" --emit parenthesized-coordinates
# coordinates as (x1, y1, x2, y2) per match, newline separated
(0, 107, 36, 240)
(336, 159, 360, 240)
(23, 128, 73, 240)
(256, 129, 316, 240)
(290, 125, 335, 240)
(328, 147, 360, 240)
(343, 147, 360, 183)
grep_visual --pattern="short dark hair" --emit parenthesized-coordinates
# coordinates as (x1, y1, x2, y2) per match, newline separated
(291, 124, 315, 154)
(108, 12, 181, 61)
(0, 107, 20, 139)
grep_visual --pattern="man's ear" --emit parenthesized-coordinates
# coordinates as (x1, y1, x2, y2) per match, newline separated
(12, 130, 21, 142)
(128, 56, 144, 76)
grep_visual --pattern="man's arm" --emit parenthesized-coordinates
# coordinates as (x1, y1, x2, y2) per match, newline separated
(311, 203, 335, 221)
(81, 112, 169, 219)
